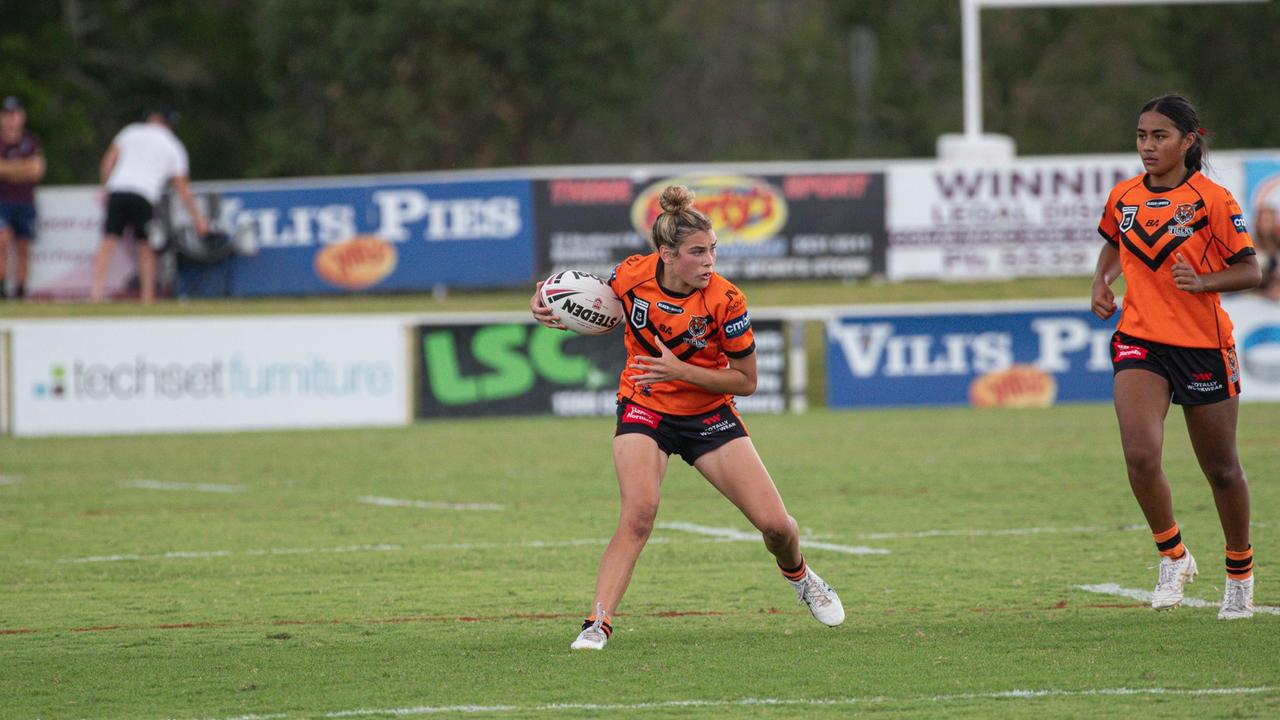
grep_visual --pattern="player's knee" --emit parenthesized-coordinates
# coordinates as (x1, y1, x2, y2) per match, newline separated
(759, 515, 797, 547)
(619, 504, 658, 540)
(1204, 463, 1246, 491)
(1122, 444, 1162, 477)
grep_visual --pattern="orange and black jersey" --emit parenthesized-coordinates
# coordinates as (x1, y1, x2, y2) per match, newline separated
(608, 254, 755, 415)
(1098, 171, 1255, 349)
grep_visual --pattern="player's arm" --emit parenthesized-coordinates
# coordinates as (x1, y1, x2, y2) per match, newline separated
(99, 143, 119, 185)
(630, 344, 757, 396)
(0, 152, 44, 183)
(171, 175, 209, 235)
(1172, 252, 1261, 294)
(1091, 243, 1121, 320)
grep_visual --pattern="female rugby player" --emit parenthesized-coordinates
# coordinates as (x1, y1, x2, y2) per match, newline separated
(1092, 95, 1262, 619)
(531, 185, 844, 649)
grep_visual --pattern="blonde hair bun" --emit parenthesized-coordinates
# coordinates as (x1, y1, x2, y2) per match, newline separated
(659, 185, 696, 215)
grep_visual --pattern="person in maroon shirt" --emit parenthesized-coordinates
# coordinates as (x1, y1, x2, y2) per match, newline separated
(0, 96, 46, 300)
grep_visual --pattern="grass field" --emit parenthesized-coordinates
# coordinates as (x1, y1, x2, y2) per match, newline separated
(2, 403, 1277, 719)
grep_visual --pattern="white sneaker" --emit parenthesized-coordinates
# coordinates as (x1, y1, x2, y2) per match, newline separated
(570, 603, 610, 650)
(1151, 550, 1197, 610)
(1218, 576, 1255, 620)
(790, 567, 845, 627)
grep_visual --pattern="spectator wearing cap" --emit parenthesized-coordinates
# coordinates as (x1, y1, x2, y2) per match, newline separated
(0, 96, 46, 300)
(91, 108, 208, 303)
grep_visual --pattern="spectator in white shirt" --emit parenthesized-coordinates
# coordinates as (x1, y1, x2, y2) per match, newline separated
(91, 108, 208, 303)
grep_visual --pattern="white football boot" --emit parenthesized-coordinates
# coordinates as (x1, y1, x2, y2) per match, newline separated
(1218, 576, 1255, 620)
(790, 567, 845, 627)
(1151, 550, 1197, 610)
(570, 603, 611, 650)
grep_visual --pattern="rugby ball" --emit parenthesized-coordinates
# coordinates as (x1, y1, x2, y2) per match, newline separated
(540, 270, 623, 335)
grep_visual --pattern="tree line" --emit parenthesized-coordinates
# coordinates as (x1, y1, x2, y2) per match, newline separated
(3, 0, 1277, 186)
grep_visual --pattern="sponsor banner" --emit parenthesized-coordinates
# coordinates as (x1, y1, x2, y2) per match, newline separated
(417, 320, 786, 418)
(1245, 156, 1280, 221)
(826, 302, 1116, 408)
(1224, 294, 1280, 402)
(886, 156, 1142, 280)
(22, 187, 137, 300)
(200, 178, 534, 296)
(12, 317, 407, 436)
(536, 173, 886, 281)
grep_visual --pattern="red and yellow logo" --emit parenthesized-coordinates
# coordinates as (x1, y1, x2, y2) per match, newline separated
(631, 175, 788, 245)
(968, 365, 1057, 409)
(314, 235, 398, 290)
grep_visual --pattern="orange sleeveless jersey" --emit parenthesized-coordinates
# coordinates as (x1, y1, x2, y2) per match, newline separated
(608, 254, 756, 415)
(1097, 171, 1255, 348)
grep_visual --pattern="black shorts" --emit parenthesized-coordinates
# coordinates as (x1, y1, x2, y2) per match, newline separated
(1111, 331, 1241, 405)
(615, 399, 749, 465)
(0, 202, 37, 239)
(104, 192, 154, 241)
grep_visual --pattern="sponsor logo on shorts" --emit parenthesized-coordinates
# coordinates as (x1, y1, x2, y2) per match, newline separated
(1227, 346, 1241, 384)
(656, 301, 684, 315)
(1113, 341, 1148, 362)
(699, 414, 739, 436)
(1188, 379, 1225, 393)
(622, 404, 662, 428)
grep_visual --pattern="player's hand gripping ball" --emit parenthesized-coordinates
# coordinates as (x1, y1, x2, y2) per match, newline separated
(539, 271, 623, 335)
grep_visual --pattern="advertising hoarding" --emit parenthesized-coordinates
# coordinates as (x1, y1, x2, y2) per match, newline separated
(886, 156, 1141, 280)
(1224, 294, 1280, 403)
(198, 178, 535, 296)
(21, 187, 137, 300)
(416, 320, 786, 419)
(826, 302, 1117, 408)
(537, 173, 886, 282)
(11, 316, 408, 436)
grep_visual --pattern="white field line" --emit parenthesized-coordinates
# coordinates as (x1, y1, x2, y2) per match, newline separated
(658, 521, 890, 555)
(358, 495, 504, 511)
(59, 544, 404, 564)
(1075, 583, 1280, 615)
(55, 538, 693, 564)
(186, 685, 1277, 720)
(124, 480, 245, 494)
(854, 524, 1148, 540)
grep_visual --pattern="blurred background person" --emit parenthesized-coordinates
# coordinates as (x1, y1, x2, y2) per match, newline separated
(0, 96, 46, 300)
(1254, 205, 1279, 301)
(91, 107, 207, 304)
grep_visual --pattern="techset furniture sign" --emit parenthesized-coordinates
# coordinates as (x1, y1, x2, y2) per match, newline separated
(11, 317, 408, 436)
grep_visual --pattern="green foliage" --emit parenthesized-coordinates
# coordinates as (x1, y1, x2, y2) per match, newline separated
(2, 1, 1278, 183)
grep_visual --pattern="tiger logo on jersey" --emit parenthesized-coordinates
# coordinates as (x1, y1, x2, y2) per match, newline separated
(1171, 203, 1197, 237)
(687, 315, 709, 348)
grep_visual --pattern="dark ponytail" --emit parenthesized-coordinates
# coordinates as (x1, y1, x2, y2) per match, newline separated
(1140, 94, 1205, 174)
